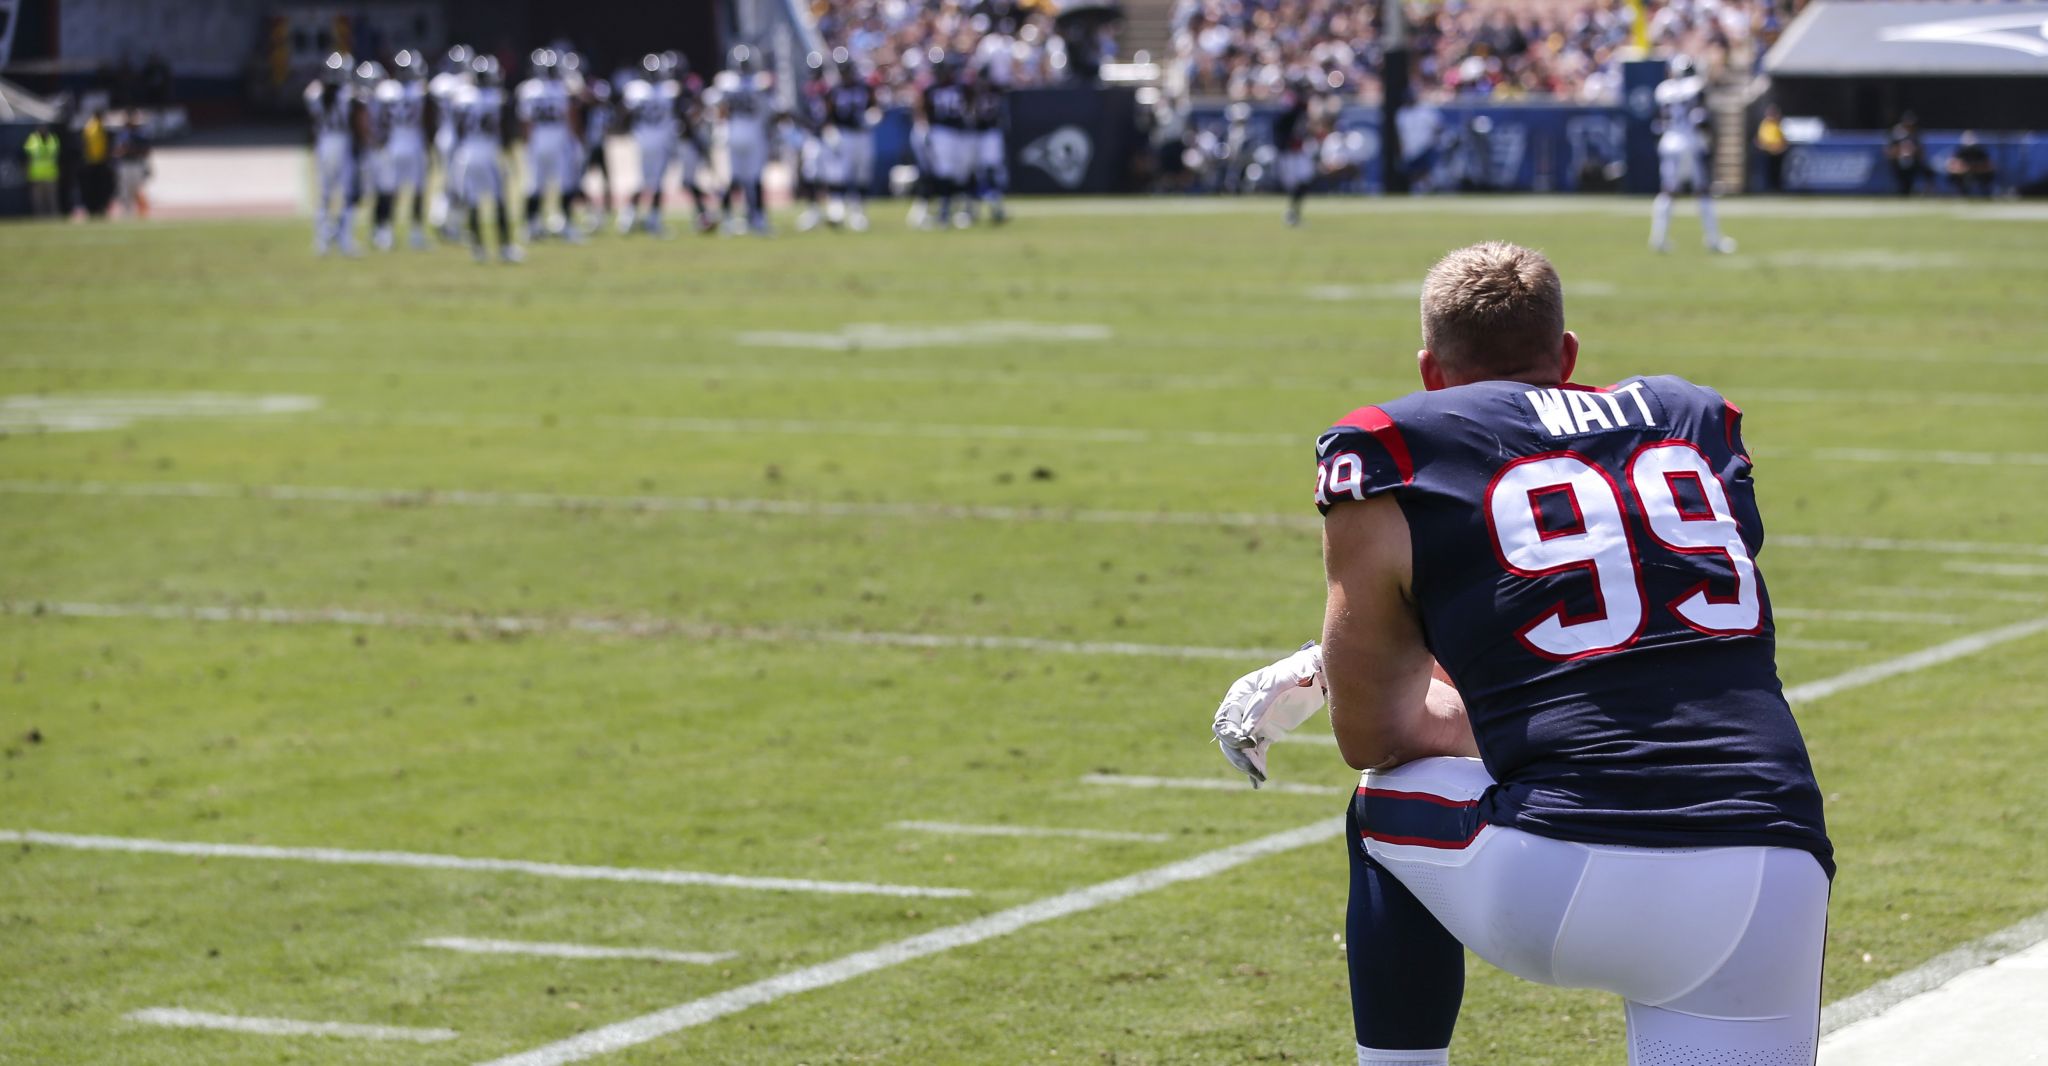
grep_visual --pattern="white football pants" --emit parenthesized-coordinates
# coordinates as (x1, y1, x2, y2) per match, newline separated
(1361, 757, 1828, 1066)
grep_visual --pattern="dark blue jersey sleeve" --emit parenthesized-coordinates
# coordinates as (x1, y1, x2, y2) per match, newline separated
(1314, 405, 1416, 513)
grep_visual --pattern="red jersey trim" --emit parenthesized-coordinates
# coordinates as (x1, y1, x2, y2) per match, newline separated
(1334, 405, 1416, 485)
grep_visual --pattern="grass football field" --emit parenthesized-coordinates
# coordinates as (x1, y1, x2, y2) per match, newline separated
(3, 196, 2047, 1065)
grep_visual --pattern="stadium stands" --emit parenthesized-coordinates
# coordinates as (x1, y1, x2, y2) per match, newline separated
(1169, 0, 1765, 102)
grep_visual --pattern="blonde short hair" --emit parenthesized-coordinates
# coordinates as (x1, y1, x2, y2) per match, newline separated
(1419, 242, 1565, 376)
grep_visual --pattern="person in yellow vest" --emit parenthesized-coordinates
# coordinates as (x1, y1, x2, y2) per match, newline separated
(79, 110, 115, 218)
(23, 124, 60, 217)
(1754, 104, 1787, 193)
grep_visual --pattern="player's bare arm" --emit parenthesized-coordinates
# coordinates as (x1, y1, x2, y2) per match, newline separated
(1321, 492, 1477, 771)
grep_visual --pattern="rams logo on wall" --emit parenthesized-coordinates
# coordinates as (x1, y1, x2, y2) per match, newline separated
(1022, 126, 1092, 189)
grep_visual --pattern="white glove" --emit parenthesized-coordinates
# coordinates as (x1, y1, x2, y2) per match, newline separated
(1212, 643, 1327, 788)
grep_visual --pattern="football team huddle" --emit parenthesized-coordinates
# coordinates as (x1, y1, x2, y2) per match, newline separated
(303, 41, 1014, 262)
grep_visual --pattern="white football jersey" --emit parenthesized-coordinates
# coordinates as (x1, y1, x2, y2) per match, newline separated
(1654, 75, 1707, 155)
(516, 78, 574, 128)
(712, 70, 771, 142)
(305, 82, 355, 141)
(623, 77, 679, 138)
(454, 85, 506, 144)
(373, 79, 428, 148)
(428, 71, 469, 141)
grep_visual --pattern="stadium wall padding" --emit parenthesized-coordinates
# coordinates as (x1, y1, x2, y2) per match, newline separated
(1183, 101, 1631, 195)
(1778, 131, 2048, 196)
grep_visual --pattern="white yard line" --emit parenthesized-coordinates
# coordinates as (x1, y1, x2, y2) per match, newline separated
(1771, 533, 2048, 560)
(0, 479, 1323, 531)
(313, 410, 1302, 448)
(1944, 561, 2048, 578)
(1774, 608, 1968, 626)
(1740, 387, 2048, 410)
(1078, 773, 1344, 797)
(10, 482, 2048, 563)
(419, 938, 735, 965)
(472, 816, 1348, 1066)
(0, 829, 971, 900)
(126, 1007, 457, 1043)
(1, 601, 1287, 662)
(1777, 638, 1874, 651)
(1783, 616, 2048, 704)
(1866, 586, 2048, 606)
(891, 821, 1171, 844)
(1814, 447, 2048, 468)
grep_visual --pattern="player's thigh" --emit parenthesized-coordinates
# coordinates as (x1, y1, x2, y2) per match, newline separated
(1360, 761, 1587, 986)
(730, 138, 766, 183)
(462, 154, 502, 203)
(849, 133, 874, 182)
(1659, 151, 1685, 194)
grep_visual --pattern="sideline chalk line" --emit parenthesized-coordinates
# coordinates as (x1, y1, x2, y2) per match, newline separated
(126, 1007, 457, 1043)
(0, 829, 971, 900)
(419, 938, 736, 965)
(7, 479, 2048, 558)
(473, 816, 1349, 1066)
(0, 600, 1291, 663)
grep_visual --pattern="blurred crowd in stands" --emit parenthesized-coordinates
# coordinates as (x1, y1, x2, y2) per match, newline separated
(1172, 0, 1779, 102)
(812, 0, 1111, 96)
(806, 0, 1786, 103)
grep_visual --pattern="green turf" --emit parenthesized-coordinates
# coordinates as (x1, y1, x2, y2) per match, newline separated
(2, 197, 2046, 1064)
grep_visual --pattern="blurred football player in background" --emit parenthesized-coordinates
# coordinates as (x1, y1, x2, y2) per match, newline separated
(306, 51, 366, 256)
(619, 52, 679, 237)
(714, 46, 773, 235)
(517, 48, 583, 243)
(368, 50, 432, 251)
(1651, 55, 1734, 254)
(969, 50, 1009, 225)
(1275, 76, 1316, 227)
(919, 52, 973, 229)
(823, 51, 876, 231)
(576, 73, 616, 233)
(793, 55, 832, 232)
(428, 45, 474, 240)
(453, 55, 523, 263)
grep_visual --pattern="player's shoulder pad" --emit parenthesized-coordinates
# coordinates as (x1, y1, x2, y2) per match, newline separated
(1314, 403, 1417, 514)
(1635, 374, 1753, 474)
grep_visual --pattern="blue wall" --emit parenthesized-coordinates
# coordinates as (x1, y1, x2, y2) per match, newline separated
(1183, 102, 1630, 194)
(1777, 132, 2048, 196)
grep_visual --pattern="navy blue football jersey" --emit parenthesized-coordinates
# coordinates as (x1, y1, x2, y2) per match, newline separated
(1316, 375, 1832, 875)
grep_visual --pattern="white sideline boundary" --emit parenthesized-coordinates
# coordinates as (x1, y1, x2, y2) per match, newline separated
(1773, 608, 1967, 626)
(472, 816, 1349, 1066)
(1820, 909, 2048, 1036)
(0, 829, 971, 899)
(1079, 773, 1344, 797)
(0, 601, 1288, 662)
(1944, 561, 2048, 578)
(8, 480, 2048, 561)
(126, 1007, 457, 1043)
(420, 938, 736, 965)
(892, 821, 1172, 844)
(1772, 533, 2048, 560)
(1782, 615, 2048, 704)
(0, 479, 1324, 531)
